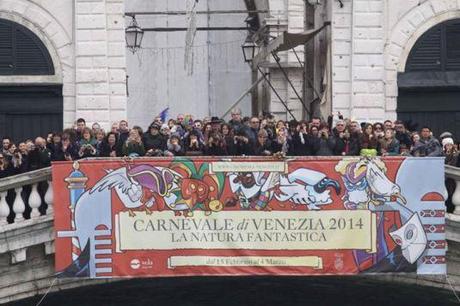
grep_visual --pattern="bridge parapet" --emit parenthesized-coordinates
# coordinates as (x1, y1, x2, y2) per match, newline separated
(0, 164, 459, 304)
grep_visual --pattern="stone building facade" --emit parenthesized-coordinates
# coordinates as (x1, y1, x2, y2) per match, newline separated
(0, 0, 127, 133)
(254, 0, 460, 130)
(2, 0, 460, 135)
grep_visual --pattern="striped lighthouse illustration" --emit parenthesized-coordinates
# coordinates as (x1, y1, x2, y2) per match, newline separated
(63, 161, 88, 261)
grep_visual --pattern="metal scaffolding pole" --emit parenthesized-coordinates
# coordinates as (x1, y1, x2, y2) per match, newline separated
(257, 66, 297, 121)
(272, 52, 310, 118)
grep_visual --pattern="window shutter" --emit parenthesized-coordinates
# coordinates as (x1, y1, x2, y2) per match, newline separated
(406, 26, 442, 71)
(446, 21, 460, 71)
(0, 20, 13, 74)
(0, 19, 54, 75)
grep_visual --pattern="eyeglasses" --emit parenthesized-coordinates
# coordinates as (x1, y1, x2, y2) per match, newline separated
(375, 127, 383, 130)
(251, 121, 259, 124)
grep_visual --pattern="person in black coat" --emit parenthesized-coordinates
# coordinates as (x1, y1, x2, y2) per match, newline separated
(28, 137, 51, 170)
(143, 123, 167, 156)
(99, 132, 119, 157)
(184, 129, 204, 156)
(221, 124, 235, 156)
(0, 153, 15, 178)
(254, 129, 274, 156)
(291, 124, 315, 156)
(205, 132, 227, 156)
(233, 129, 254, 156)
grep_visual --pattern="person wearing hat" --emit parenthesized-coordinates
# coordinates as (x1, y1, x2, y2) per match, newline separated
(442, 137, 459, 166)
(143, 122, 167, 156)
(210, 117, 222, 133)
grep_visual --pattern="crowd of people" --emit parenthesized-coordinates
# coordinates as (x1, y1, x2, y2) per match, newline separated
(0, 108, 457, 178)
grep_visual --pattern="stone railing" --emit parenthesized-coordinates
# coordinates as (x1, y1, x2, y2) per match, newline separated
(0, 167, 52, 225)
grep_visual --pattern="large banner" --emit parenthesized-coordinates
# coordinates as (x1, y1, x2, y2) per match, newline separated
(53, 157, 447, 278)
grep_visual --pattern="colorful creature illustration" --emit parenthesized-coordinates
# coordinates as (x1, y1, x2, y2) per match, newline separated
(91, 165, 181, 217)
(170, 159, 226, 216)
(335, 158, 406, 210)
(275, 168, 341, 210)
(126, 165, 181, 215)
(228, 172, 279, 210)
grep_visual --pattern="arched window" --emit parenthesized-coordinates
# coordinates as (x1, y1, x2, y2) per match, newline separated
(0, 18, 54, 75)
(406, 19, 460, 72)
(398, 19, 460, 138)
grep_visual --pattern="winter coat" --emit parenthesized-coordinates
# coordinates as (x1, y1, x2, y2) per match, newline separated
(411, 137, 442, 157)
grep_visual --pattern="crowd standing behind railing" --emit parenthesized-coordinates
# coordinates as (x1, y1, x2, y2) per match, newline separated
(0, 108, 456, 179)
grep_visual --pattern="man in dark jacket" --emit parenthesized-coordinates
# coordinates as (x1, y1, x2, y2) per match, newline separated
(411, 127, 442, 157)
(394, 120, 412, 149)
(332, 121, 361, 156)
(234, 129, 254, 156)
(228, 108, 244, 133)
(28, 137, 51, 170)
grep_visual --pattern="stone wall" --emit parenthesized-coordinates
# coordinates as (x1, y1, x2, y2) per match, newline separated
(331, 0, 460, 122)
(75, 0, 127, 129)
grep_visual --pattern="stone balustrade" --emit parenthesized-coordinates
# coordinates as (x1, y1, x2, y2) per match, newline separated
(445, 165, 460, 218)
(0, 167, 52, 225)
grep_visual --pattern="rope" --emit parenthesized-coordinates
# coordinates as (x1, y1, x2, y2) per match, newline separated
(35, 277, 57, 306)
(446, 275, 460, 304)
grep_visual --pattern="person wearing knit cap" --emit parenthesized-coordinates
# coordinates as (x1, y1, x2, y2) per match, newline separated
(442, 137, 458, 166)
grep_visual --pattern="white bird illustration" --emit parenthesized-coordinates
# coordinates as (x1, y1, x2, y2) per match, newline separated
(90, 167, 143, 216)
(366, 159, 406, 205)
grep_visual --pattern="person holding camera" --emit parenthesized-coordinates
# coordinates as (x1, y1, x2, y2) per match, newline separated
(184, 129, 204, 156)
(164, 134, 183, 157)
(78, 127, 97, 158)
(233, 129, 253, 156)
(314, 123, 335, 156)
(205, 132, 227, 156)
(122, 129, 145, 157)
(291, 121, 315, 156)
(332, 120, 361, 156)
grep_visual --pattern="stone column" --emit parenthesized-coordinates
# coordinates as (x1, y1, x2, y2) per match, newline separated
(74, 0, 127, 129)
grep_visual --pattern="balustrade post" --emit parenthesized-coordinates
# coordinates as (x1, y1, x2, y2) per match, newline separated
(44, 180, 53, 214)
(452, 179, 460, 215)
(29, 183, 42, 218)
(0, 191, 9, 225)
(12, 187, 25, 221)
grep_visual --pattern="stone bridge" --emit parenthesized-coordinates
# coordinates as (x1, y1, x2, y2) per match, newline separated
(1, 164, 460, 304)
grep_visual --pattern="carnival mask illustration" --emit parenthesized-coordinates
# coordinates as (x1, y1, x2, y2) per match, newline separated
(389, 214, 427, 264)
